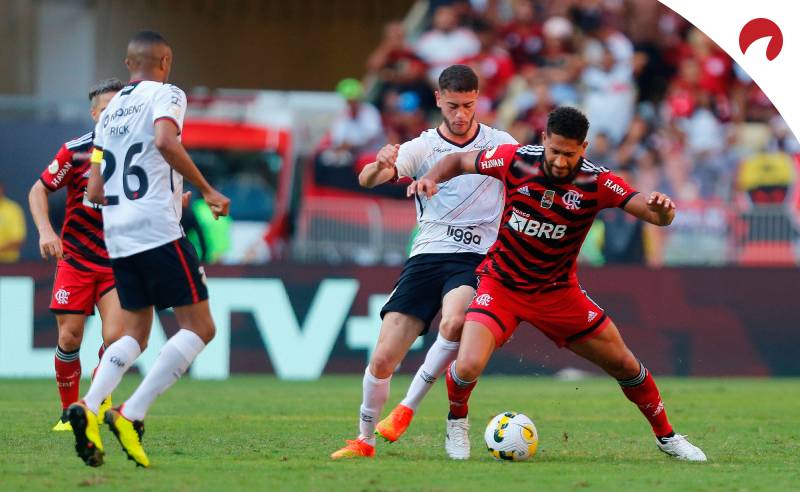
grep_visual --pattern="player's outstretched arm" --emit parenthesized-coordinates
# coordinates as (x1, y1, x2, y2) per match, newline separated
(622, 191, 676, 226)
(28, 180, 63, 259)
(358, 144, 400, 188)
(154, 120, 230, 219)
(406, 150, 479, 198)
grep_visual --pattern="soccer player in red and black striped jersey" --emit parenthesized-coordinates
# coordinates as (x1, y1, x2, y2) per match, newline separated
(407, 107, 707, 461)
(28, 79, 125, 431)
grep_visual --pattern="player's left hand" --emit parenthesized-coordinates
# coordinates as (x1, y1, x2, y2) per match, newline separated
(203, 188, 231, 219)
(407, 177, 438, 199)
(646, 192, 675, 212)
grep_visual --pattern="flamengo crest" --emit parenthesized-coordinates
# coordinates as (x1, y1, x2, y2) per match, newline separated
(562, 190, 582, 210)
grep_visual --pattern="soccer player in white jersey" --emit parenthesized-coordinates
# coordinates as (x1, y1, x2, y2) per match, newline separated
(331, 65, 517, 460)
(66, 31, 230, 468)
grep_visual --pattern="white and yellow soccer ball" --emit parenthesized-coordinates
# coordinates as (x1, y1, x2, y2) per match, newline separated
(484, 411, 539, 461)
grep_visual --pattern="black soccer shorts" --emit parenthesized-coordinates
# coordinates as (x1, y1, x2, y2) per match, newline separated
(111, 236, 208, 311)
(380, 252, 483, 334)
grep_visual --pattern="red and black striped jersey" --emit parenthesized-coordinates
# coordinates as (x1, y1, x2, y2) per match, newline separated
(39, 132, 111, 272)
(474, 143, 637, 291)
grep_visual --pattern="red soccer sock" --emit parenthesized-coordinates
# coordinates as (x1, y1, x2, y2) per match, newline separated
(619, 364, 673, 437)
(55, 346, 82, 410)
(445, 362, 477, 419)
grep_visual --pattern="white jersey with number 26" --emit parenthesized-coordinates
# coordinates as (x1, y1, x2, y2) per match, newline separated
(94, 80, 187, 259)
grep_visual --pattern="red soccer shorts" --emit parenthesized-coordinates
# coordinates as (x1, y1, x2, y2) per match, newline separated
(49, 260, 115, 315)
(465, 276, 611, 348)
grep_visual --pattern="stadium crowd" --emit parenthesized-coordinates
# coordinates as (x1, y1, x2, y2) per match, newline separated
(317, 0, 799, 265)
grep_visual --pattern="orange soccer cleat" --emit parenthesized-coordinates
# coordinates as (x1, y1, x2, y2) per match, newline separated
(330, 437, 375, 459)
(375, 404, 414, 443)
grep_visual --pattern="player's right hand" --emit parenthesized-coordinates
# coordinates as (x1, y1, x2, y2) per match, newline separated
(376, 144, 400, 170)
(39, 231, 64, 260)
(407, 177, 438, 199)
(203, 189, 231, 219)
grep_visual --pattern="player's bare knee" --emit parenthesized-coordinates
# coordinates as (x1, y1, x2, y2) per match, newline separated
(198, 321, 216, 344)
(56, 320, 84, 351)
(455, 353, 483, 381)
(438, 315, 464, 341)
(369, 351, 396, 379)
(57, 331, 82, 352)
(605, 354, 640, 380)
(101, 324, 124, 346)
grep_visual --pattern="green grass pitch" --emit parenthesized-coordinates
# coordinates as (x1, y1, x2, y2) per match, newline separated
(1, 376, 798, 491)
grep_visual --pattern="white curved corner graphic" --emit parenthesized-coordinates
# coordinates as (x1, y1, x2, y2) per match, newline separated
(658, 0, 800, 138)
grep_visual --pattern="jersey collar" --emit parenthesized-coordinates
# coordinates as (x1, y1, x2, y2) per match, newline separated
(436, 124, 481, 148)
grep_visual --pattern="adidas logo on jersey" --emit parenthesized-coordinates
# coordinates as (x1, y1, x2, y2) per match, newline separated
(588, 310, 598, 322)
(517, 185, 530, 196)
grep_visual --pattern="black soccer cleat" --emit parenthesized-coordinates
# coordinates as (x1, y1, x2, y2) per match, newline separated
(66, 401, 105, 467)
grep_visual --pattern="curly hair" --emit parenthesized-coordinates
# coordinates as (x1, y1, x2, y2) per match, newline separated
(546, 106, 590, 142)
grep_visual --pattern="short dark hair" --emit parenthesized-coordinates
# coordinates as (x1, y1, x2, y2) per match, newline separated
(129, 30, 170, 47)
(88, 78, 124, 102)
(546, 106, 590, 142)
(438, 65, 479, 93)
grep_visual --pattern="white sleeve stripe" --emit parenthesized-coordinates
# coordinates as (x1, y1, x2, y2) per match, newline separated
(65, 132, 94, 149)
(517, 145, 544, 155)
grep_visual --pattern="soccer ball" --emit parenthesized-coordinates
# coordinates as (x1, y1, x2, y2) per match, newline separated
(484, 411, 539, 461)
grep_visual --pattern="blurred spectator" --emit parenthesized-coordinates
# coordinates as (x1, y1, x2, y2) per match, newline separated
(532, 16, 580, 104)
(498, 0, 543, 70)
(737, 151, 795, 206)
(414, 5, 480, 84)
(461, 19, 515, 115)
(581, 43, 635, 144)
(0, 181, 26, 263)
(367, 21, 436, 114)
(507, 80, 554, 144)
(586, 131, 616, 166)
(315, 78, 385, 190)
(383, 91, 429, 144)
(329, 78, 384, 153)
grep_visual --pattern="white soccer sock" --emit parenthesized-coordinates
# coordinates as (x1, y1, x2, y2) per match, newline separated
(400, 333, 460, 412)
(84, 336, 141, 413)
(358, 367, 391, 446)
(122, 330, 205, 421)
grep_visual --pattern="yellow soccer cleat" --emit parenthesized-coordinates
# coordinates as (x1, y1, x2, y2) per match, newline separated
(66, 401, 104, 467)
(330, 437, 375, 459)
(375, 404, 414, 443)
(52, 410, 73, 432)
(98, 395, 112, 421)
(104, 407, 150, 468)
